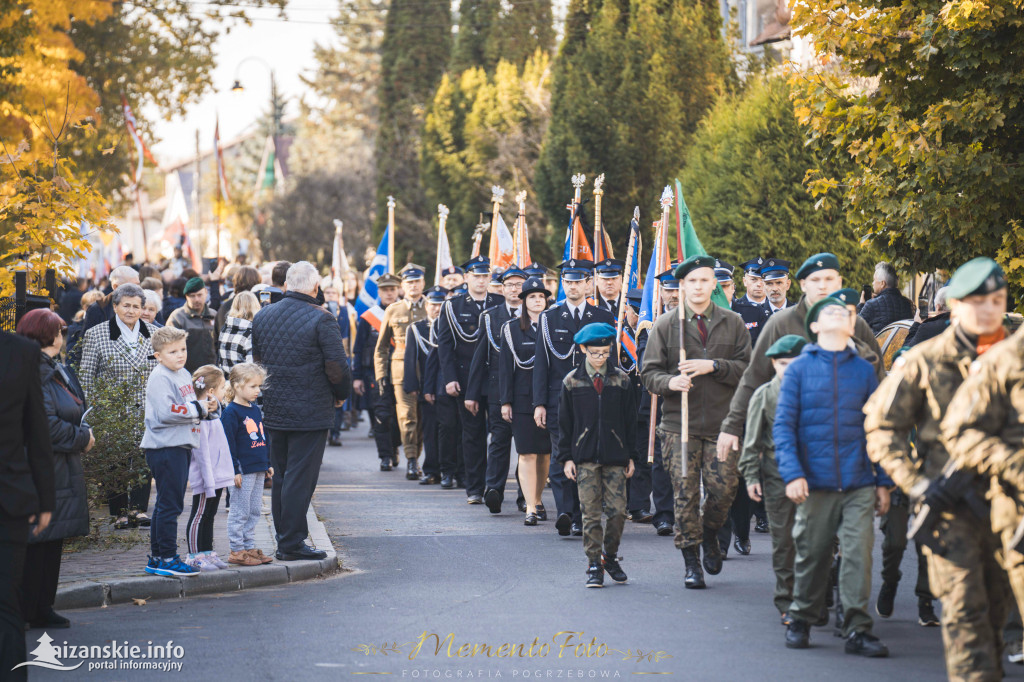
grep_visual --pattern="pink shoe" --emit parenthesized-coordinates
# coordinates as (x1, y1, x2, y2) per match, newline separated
(204, 552, 229, 569)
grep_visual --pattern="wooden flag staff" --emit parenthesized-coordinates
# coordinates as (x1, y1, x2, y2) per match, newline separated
(593, 173, 605, 259)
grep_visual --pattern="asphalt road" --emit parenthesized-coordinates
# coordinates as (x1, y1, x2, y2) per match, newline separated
(28, 428, 1021, 681)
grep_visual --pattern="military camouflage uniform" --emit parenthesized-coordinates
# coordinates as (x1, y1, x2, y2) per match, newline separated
(641, 301, 751, 549)
(865, 324, 1012, 680)
(375, 297, 427, 461)
(943, 325, 1024, 634)
(737, 375, 794, 615)
(577, 463, 629, 563)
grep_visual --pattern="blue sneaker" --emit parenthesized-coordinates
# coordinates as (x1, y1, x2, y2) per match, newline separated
(144, 555, 162, 575)
(153, 555, 199, 577)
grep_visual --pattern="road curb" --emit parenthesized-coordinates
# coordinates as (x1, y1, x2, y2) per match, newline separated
(55, 503, 339, 610)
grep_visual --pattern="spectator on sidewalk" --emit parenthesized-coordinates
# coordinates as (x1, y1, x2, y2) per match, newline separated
(141, 290, 164, 329)
(218, 291, 259, 371)
(252, 261, 351, 561)
(0, 330, 55, 678)
(215, 266, 261, 336)
(83, 266, 141, 332)
(17, 310, 91, 630)
(858, 262, 913, 333)
(78, 283, 157, 530)
(166, 277, 217, 373)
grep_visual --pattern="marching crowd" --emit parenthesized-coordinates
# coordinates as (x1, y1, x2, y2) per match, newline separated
(3, 244, 1024, 681)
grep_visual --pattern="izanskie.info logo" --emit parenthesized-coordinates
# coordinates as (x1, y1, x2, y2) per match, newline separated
(13, 632, 186, 673)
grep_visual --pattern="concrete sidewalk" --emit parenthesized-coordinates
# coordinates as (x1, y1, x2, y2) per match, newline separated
(55, 488, 339, 610)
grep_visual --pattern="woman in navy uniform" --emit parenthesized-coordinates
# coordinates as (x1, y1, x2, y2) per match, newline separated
(499, 277, 551, 525)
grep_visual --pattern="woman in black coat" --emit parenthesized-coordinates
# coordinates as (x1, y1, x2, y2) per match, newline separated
(498, 277, 552, 526)
(17, 309, 92, 629)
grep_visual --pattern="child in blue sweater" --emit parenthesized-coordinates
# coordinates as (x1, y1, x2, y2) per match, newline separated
(222, 363, 273, 567)
(774, 297, 893, 657)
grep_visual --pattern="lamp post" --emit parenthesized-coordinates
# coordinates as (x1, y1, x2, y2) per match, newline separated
(231, 56, 281, 155)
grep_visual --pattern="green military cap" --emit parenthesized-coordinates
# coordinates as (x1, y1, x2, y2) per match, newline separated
(574, 322, 616, 347)
(946, 257, 1007, 300)
(673, 255, 717, 280)
(377, 273, 401, 288)
(183, 276, 206, 295)
(829, 288, 860, 306)
(766, 334, 807, 359)
(804, 297, 848, 342)
(795, 252, 841, 280)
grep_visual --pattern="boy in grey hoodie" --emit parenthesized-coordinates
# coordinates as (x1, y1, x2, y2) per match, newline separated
(141, 327, 218, 577)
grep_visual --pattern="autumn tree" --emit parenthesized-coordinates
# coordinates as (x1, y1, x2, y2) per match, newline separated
(791, 0, 1024, 306)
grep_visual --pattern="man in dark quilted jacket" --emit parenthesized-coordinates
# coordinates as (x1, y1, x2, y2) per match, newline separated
(775, 297, 893, 657)
(252, 261, 351, 561)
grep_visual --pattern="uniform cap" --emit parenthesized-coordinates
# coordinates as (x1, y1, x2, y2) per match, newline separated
(183, 277, 206, 295)
(523, 261, 547, 277)
(518, 276, 549, 300)
(625, 287, 644, 308)
(829, 288, 860, 306)
(766, 334, 807, 359)
(739, 257, 766, 275)
(424, 285, 447, 302)
(557, 259, 595, 282)
(672, 255, 717, 281)
(501, 267, 528, 282)
(490, 269, 505, 283)
(376, 273, 401, 288)
(574, 322, 616, 346)
(713, 258, 735, 282)
(399, 263, 426, 281)
(760, 258, 791, 281)
(594, 258, 625, 278)
(462, 256, 491, 274)
(946, 257, 1007, 300)
(440, 265, 465, 277)
(804, 297, 849, 342)
(657, 268, 680, 290)
(795, 253, 841, 280)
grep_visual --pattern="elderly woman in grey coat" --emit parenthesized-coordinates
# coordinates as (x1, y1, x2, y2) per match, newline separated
(78, 283, 157, 529)
(16, 309, 93, 629)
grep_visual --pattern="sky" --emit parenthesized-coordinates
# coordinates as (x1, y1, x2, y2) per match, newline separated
(148, 1, 340, 166)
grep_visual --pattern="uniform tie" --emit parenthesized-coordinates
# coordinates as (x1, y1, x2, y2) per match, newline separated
(573, 308, 581, 325)
(695, 314, 708, 346)
(592, 373, 603, 395)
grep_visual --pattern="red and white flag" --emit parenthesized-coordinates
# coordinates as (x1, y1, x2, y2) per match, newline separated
(214, 117, 231, 203)
(512, 208, 531, 267)
(488, 212, 515, 270)
(121, 95, 158, 188)
(161, 171, 202, 272)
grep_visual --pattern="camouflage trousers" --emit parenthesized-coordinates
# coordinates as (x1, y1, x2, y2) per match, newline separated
(391, 360, 422, 462)
(925, 509, 1011, 682)
(576, 462, 628, 563)
(763, 471, 796, 615)
(658, 429, 739, 549)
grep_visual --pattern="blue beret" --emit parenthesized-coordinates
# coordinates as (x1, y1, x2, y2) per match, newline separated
(183, 277, 206, 295)
(946, 257, 1007, 299)
(796, 253, 841, 280)
(761, 258, 790, 281)
(574, 322, 616, 346)
(673, 255, 717, 280)
(518, 276, 548, 300)
(462, 256, 491, 274)
(766, 334, 807, 359)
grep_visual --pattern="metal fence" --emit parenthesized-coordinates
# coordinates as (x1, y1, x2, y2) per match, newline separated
(0, 296, 16, 333)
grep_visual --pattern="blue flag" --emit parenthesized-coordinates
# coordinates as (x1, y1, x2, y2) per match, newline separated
(355, 223, 392, 316)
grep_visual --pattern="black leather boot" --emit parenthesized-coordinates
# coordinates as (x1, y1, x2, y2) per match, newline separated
(586, 561, 604, 588)
(701, 526, 723, 575)
(681, 547, 705, 589)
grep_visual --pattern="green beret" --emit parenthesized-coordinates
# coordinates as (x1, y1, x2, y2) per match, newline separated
(795, 252, 841, 280)
(766, 334, 807, 359)
(673, 255, 717, 280)
(946, 257, 1007, 300)
(804, 297, 848, 342)
(183, 277, 206, 295)
(829, 288, 860, 306)
(574, 322, 616, 346)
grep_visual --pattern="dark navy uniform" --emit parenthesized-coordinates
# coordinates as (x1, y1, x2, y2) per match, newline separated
(731, 295, 772, 347)
(594, 258, 625, 314)
(435, 259, 503, 500)
(404, 316, 439, 481)
(353, 312, 399, 464)
(424, 318, 462, 484)
(467, 291, 520, 508)
(532, 261, 615, 531)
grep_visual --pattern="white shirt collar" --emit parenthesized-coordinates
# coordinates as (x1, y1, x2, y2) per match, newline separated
(566, 300, 585, 317)
(508, 304, 520, 317)
(116, 316, 141, 345)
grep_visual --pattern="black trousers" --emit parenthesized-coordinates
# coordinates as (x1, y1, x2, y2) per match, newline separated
(484, 401, 514, 495)
(20, 539, 62, 624)
(628, 418, 653, 513)
(435, 394, 462, 477)
(420, 399, 440, 477)
(0, 513, 29, 680)
(107, 475, 152, 517)
(267, 428, 328, 552)
(368, 380, 399, 461)
(459, 398, 488, 497)
(546, 407, 581, 524)
(186, 488, 223, 554)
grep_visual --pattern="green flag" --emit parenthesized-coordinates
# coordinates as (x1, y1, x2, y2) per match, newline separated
(674, 178, 730, 309)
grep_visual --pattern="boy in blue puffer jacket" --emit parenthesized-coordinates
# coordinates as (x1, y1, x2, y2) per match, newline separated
(775, 297, 894, 657)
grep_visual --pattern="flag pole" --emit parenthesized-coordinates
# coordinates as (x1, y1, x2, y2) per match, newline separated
(592, 174, 605, 261)
(646, 217, 664, 465)
(489, 185, 505, 265)
(646, 187, 673, 464)
(386, 195, 396, 273)
(615, 206, 639, 366)
(570, 173, 585, 256)
(514, 190, 528, 267)
(435, 204, 449, 285)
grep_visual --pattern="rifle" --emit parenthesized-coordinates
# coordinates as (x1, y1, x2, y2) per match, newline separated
(908, 460, 990, 556)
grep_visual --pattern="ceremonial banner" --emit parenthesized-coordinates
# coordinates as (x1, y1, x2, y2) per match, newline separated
(360, 304, 386, 333)
(512, 191, 531, 267)
(254, 135, 285, 195)
(618, 211, 642, 361)
(489, 212, 515, 270)
(121, 96, 158, 188)
(434, 205, 453, 284)
(356, 222, 392, 316)
(331, 219, 350, 288)
(215, 118, 231, 204)
(637, 217, 669, 332)
(673, 179, 729, 309)
(556, 202, 595, 303)
(160, 171, 202, 273)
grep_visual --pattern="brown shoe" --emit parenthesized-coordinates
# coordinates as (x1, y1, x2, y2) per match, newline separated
(247, 549, 273, 564)
(228, 550, 261, 566)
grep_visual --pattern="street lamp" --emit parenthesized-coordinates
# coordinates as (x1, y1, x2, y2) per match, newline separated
(231, 56, 281, 143)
